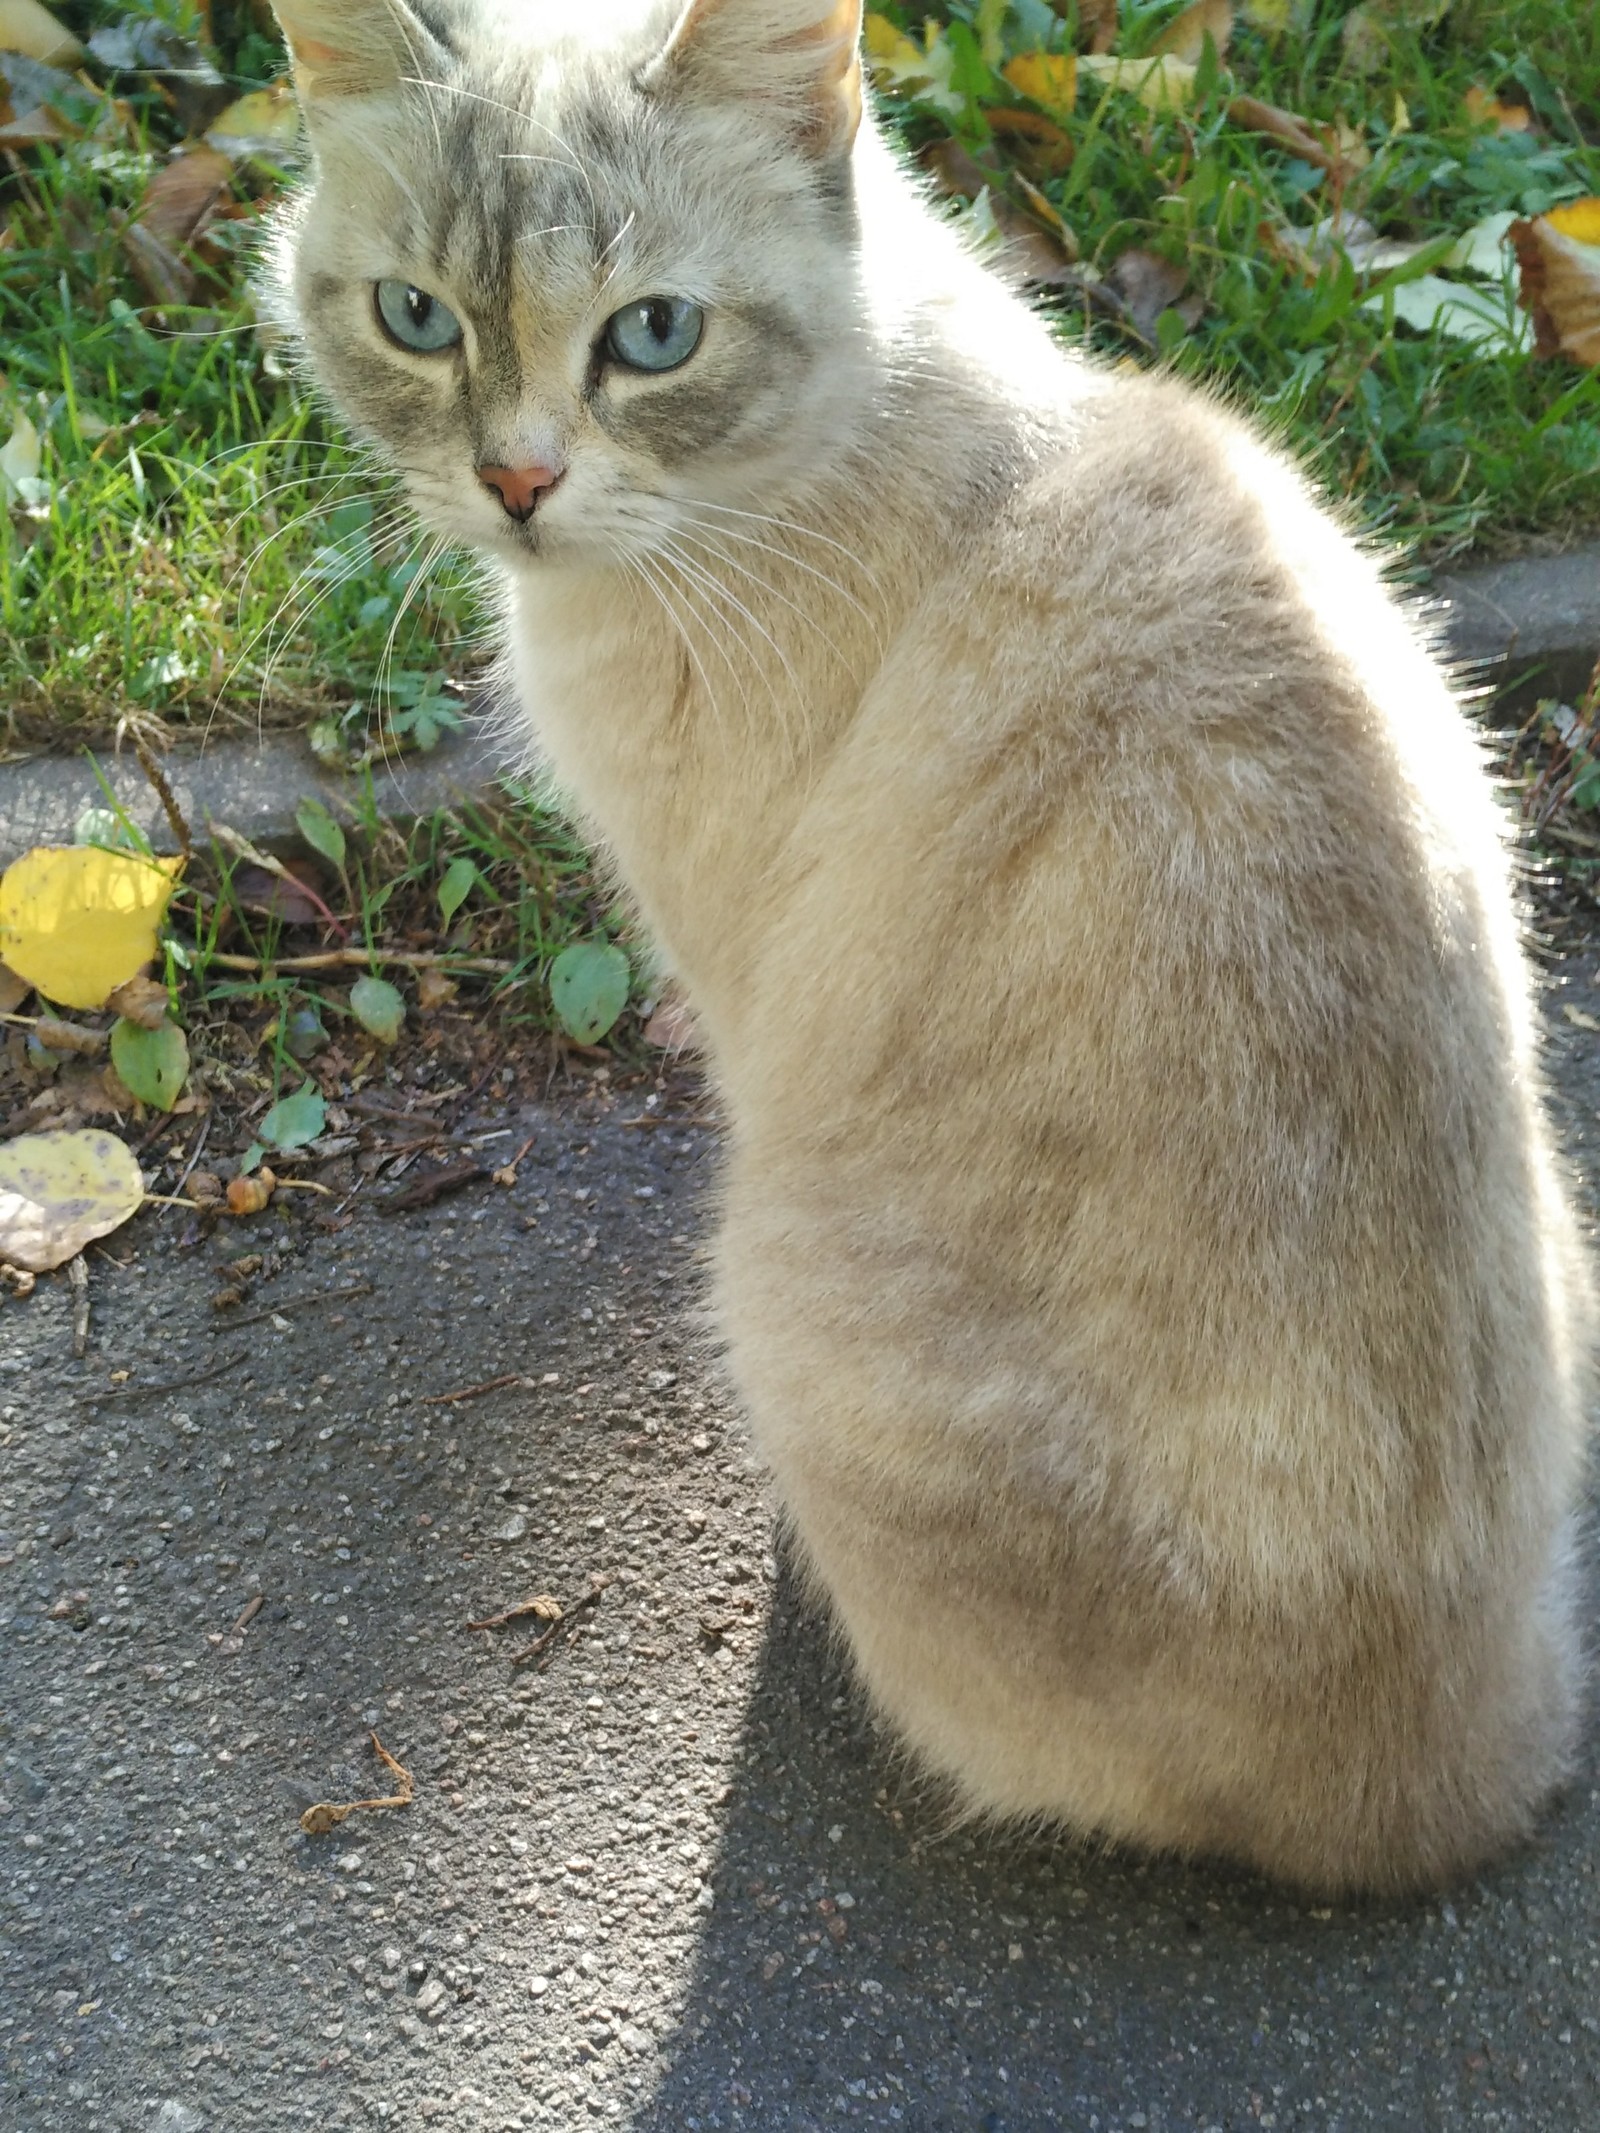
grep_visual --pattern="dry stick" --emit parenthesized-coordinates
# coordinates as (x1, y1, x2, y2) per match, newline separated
(212, 1279, 372, 1332)
(167, 1112, 212, 1207)
(511, 1577, 612, 1669)
(378, 1159, 489, 1214)
(68, 1255, 89, 1359)
(467, 1594, 561, 1633)
(420, 1372, 528, 1407)
(298, 1732, 414, 1837)
(76, 1351, 247, 1405)
(204, 948, 516, 977)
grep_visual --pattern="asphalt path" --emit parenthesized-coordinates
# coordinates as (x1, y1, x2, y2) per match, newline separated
(5, 972, 1600, 2133)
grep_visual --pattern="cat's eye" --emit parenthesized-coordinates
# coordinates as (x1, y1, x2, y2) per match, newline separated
(374, 280, 463, 355)
(604, 296, 704, 373)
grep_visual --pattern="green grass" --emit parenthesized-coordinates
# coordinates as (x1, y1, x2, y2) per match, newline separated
(2, 0, 1598, 753)
(883, 0, 1600, 562)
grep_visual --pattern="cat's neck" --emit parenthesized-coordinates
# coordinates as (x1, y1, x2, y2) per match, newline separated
(505, 163, 1083, 1062)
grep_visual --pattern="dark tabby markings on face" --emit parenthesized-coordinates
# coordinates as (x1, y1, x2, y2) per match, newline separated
(594, 302, 811, 467)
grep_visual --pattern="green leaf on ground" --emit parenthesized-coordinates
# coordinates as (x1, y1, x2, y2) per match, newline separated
(295, 799, 347, 871)
(350, 974, 405, 1044)
(438, 856, 477, 926)
(109, 1014, 189, 1110)
(550, 941, 629, 1045)
(258, 1081, 326, 1153)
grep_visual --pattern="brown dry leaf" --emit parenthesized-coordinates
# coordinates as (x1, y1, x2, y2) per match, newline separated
(1104, 248, 1204, 342)
(122, 145, 233, 307)
(105, 972, 171, 1029)
(1076, 0, 1119, 55)
(0, 1128, 144, 1274)
(921, 138, 1080, 287)
(642, 992, 700, 1052)
(138, 145, 233, 253)
(1510, 203, 1600, 367)
(34, 1015, 106, 1056)
(985, 106, 1075, 177)
(1227, 94, 1341, 173)
(0, 100, 69, 145)
(231, 863, 327, 927)
(226, 1166, 276, 1216)
(1154, 0, 1232, 65)
(1464, 84, 1533, 133)
(415, 966, 458, 1014)
(0, 0, 82, 65)
(0, 960, 32, 1013)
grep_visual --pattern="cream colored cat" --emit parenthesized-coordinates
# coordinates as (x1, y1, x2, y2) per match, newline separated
(265, 0, 1592, 1892)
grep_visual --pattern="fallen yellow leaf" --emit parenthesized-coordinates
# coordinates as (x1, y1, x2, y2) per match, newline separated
(0, 847, 183, 1012)
(1003, 53, 1078, 115)
(0, 1128, 143, 1274)
(205, 83, 302, 159)
(1548, 197, 1600, 247)
(1080, 53, 1198, 114)
(0, 0, 82, 65)
(1463, 85, 1533, 134)
(863, 12, 922, 68)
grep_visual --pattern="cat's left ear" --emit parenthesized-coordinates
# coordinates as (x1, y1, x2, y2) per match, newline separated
(643, 0, 864, 161)
(267, 0, 437, 102)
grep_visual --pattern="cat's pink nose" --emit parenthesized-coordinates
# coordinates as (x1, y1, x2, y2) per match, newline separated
(477, 462, 563, 522)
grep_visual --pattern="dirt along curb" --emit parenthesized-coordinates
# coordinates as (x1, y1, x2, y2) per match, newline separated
(2, 546, 1598, 868)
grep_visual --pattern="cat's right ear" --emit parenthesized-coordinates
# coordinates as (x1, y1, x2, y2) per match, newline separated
(642, 0, 864, 161)
(266, 0, 433, 102)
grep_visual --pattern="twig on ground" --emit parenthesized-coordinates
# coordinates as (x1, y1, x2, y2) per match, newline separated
(77, 1352, 246, 1404)
(421, 1373, 528, 1406)
(378, 1159, 488, 1214)
(210, 1279, 372, 1331)
(511, 1576, 612, 1670)
(166, 1113, 212, 1210)
(68, 1255, 89, 1358)
(298, 1732, 414, 1836)
(204, 948, 515, 976)
(467, 1593, 562, 1632)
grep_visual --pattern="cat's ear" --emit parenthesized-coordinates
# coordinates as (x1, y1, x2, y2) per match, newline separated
(267, 0, 435, 101)
(643, 0, 864, 160)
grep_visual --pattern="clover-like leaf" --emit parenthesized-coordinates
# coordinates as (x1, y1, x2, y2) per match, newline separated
(550, 941, 630, 1046)
(350, 974, 405, 1044)
(110, 1015, 190, 1111)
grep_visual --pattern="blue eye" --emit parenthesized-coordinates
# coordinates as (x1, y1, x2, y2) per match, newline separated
(604, 296, 703, 373)
(374, 281, 463, 354)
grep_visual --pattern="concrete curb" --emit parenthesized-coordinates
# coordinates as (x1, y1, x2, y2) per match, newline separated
(2, 545, 1597, 865)
(0, 716, 509, 867)
(1428, 543, 1600, 711)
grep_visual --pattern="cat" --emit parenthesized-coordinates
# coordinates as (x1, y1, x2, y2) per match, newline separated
(263, 0, 1593, 1893)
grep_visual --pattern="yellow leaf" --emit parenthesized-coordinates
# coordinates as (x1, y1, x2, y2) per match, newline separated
(1080, 53, 1198, 114)
(0, 1128, 144, 1274)
(863, 13, 922, 67)
(1548, 197, 1600, 247)
(1153, 0, 1232, 66)
(0, 0, 82, 65)
(205, 83, 303, 159)
(1003, 53, 1078, 114)
(0, 847, 183, 1012)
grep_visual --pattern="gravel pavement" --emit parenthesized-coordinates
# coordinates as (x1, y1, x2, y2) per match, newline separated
(5, 971, 1600, 2133)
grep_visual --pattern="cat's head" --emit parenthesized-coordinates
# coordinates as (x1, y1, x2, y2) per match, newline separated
(262, 0, 878, 566)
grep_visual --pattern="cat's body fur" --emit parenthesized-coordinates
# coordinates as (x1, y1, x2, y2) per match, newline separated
(266, 0, 1592, 1892)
